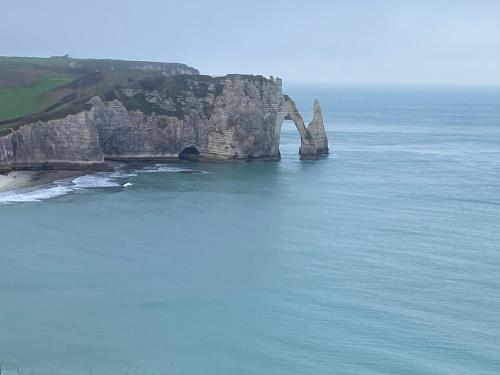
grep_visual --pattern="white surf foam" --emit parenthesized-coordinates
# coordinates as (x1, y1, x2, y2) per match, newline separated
(0, 185, 73, 203)
(0, 164, 207, 204)
(140, 165, 188, 173)
(110, 171, 139, 178)
(139, 164, 206, 174)
(0, 173, 122, 204)
(72, 175, 121, 188)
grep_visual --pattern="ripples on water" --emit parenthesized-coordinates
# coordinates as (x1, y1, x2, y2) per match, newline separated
(0, 86, 499, 375)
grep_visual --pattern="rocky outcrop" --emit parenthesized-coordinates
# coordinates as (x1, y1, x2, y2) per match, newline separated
(282, 95, 329, 159)
(0, 112, 105, 171)
(93, 76, 287, 161)
(0, 75, 329, 171)
(307, 99, 329, 155)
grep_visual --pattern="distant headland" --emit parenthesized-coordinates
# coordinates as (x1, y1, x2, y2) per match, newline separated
(0, 56, 328, 172)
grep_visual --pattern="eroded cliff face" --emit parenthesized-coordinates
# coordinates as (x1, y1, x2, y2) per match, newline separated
(97, 76, 287, 161)
(0, 75, 328, 171)
(0, 112, 104, 171)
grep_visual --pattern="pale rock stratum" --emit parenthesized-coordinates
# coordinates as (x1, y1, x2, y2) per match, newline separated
(0, 74, 328, 171)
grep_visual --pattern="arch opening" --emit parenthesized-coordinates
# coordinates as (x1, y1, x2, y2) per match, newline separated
(281, 95, 317, 159)
(278, 119, 303, 159)
(279, 95, 329, 160)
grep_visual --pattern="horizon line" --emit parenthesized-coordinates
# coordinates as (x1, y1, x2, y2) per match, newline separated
(2, 54, 499, 88)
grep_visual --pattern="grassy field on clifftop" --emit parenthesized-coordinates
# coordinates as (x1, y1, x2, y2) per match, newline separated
(0, 75, 72, 121)
(0, 56, 199, 126)
(0, 57, 265, 138)
(0, 56, 76, 121)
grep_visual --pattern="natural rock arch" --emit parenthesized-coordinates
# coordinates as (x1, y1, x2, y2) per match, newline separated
(280, 95, 329, 159)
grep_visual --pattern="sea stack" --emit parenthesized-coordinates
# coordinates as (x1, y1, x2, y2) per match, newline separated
(307, 99, 329, 155)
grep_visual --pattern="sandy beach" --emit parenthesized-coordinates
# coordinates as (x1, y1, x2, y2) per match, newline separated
(0, 170, 85, 193)
(0, 171, 35, 192)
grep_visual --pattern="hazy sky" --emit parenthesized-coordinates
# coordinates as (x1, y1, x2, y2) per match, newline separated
(2, 0, 499, 85)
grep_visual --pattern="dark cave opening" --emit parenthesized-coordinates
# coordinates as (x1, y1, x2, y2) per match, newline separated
(178, 145, 200, 161)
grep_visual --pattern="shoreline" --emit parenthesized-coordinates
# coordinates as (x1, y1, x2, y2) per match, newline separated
(0, 160, 177, 194)
(0, 158, 225, 194)
(0, 170, 86, 193)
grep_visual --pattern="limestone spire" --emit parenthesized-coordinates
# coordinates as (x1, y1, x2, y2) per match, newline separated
(307, 98, 329, 154)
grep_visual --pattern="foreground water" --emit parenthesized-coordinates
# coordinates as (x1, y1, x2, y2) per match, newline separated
(1, 85, 499, 374)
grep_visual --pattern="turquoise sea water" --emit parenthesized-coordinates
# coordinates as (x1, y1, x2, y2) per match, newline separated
(0, 85, 499, 374)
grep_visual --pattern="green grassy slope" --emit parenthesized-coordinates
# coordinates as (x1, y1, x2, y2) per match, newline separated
(0, 57, 269, 138)
(0, 56, 199, 124)
(0, 75, 72, 120)
(0, 57, 79, 122)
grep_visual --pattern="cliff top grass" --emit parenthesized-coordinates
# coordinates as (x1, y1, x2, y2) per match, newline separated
(0, 56, 272, 136)
(0, 56, 199, 120)
(0, 75, 72, 121)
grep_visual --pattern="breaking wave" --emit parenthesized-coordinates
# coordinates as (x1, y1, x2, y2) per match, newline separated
(0, 164, 206, 204)
(72, 175, 121, 188)
(0, 174, 120, 204)
(0, 185, 73, 203)
(141, 164, 198, 173)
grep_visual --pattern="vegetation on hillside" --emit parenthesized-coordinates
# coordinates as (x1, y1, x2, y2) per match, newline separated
(0, 75, 72, 120)
(0, 56, 268, 136)
(0, 56, 198, 124)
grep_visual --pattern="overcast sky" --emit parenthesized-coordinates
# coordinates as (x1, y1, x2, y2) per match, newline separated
(2, 0, 499, 85)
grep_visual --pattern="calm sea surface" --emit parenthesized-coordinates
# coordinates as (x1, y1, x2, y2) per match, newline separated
(1, 85, 499, 375)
